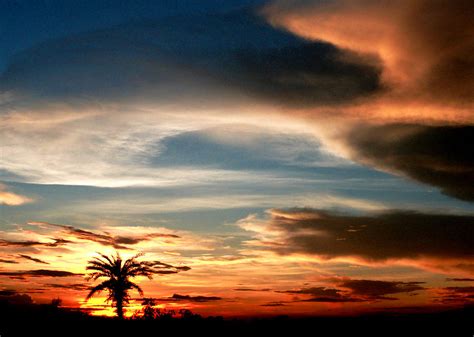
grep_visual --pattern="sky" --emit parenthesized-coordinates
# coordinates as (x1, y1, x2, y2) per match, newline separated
(1, 0, 473, 317)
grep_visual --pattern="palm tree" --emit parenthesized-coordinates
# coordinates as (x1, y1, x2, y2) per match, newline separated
(85, 252, 154, 319)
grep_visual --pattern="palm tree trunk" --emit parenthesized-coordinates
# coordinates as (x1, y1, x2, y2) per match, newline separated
(116, 299, 124, 319)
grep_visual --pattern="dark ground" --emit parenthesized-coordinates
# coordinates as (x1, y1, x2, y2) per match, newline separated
(1, 301, 473, 337)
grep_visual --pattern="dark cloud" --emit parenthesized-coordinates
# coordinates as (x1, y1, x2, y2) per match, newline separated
(343, 123, 474, 201)
(339, 280, 425, 300)
(243, 209, 474, 263)
(435, 286, 474, 304)
(0, 10, 381, 108)
(113, 233, 179, 245)
(43, 283, 89, 291)
(141, 261, 191, 275)
(279, 280, 424, 303)
(18, 254, 49, 264)
(157, 294, 222, 303)
(53, 224, 128, 249)
(302, 296, 362, 303)
(231, 42, 382, 106)
(234, 288, 272, 292)
(277, 287, 342, 298)
(0, 259, 18, 264)
(277, 286, 361, 302)
(446, 278, 474, 282)
(0, 238, 70, 248)
(0, 269, 82, 278)
(261, 301, 287, 307)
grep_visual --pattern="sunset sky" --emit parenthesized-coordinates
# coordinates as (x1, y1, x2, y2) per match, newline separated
(1, 0, 473, 317)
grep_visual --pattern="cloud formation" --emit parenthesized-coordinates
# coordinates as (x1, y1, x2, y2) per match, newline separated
(28, 222, 180, 250)
(264, 0, 473, 118)
(0, 10, 380, 108)
(279, 279, 425, 302)
(339, 123, 474, 201)
(42, 283, 89, 291)
(261, 0, 474, 202)
(157, 294, 222, 303)
(141, 261, 191, 275)
(339, 279, 425, 300)
(17, 254, 49, 264)
(0, 269, 81, 278)
(435, 286, 474, 304)
(278, 286, 361, 303)
(239, 208, 474, 273)
(0, 238, 71, 248)
(0, 184, 32, 206)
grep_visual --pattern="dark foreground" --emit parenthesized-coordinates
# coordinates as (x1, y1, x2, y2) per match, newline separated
(1, 303, 473, 337)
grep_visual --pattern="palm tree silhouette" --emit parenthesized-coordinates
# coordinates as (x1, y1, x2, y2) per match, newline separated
(85, 253, 153, 319)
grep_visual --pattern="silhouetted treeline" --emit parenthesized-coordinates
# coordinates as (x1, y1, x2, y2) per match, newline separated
(1, 300, 473, 337)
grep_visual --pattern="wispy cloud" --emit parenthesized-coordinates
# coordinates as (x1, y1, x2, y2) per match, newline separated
(17, 254, 49, 264)
(0, 269, 81, 278)
(0, 183, 32, 206)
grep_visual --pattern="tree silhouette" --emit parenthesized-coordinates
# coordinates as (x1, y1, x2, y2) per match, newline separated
(85, 253, 154, 319)
(141, 297, 157, 320)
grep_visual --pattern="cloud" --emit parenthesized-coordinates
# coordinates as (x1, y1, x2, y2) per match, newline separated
(234, 288, 271, 292)
(339, 280, 425, 300)
(446, 278, 474, 282)
(238, 208, 474, 273)
(141, 261, 191, 275)
(338, 123, 474, 201)
(0, 269, 81, 278)
(435, 286, 474, 304)
(156, 294, 222, 303)
(0, 10, 380, 108)
(0, 2, 470, 205)
(0, 259, 18, 264)
(0, 9, 382, 189)
(28, 221, 180, 250)
(0, 184, 32, 206)
(278, 286, 342, 298)
(278, 286, 362, 302)
(261, 0, 474, 202)
(264, 0, 473, 119)
(17, 254, 49, 264)
(279, 279, 425, 303)
(261, 301, 287, 307)
(232, 41, 382, 107)
(42, 283, 89, 291)
(0, 238, 71, 248)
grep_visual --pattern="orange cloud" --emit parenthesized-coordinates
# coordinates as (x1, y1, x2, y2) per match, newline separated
(0, 184, 32, 206)
(263, 0, 474, 124)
